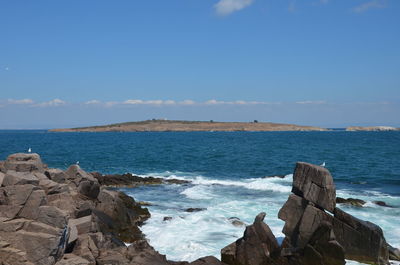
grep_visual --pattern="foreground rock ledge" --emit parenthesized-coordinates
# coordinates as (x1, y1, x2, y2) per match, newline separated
(0, 153, 224, 265)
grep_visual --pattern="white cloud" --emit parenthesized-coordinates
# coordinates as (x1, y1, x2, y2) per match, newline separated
(296, 100, 326, 105)
(85, 100, 102, 105)
(214, 0, 254, 16)
(123, 99, 144, 105)
(35, 98, 66, 107)
(352, 0, 386, 13)
(180, 100, 196, 105)
(123, 99, 170, 105)
(205, 99, 224, 105)
(105, 101, 119, 107)
(7, 99, 34, 105)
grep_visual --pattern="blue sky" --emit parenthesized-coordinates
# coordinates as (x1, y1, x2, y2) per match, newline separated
(1, 0, 399, 128)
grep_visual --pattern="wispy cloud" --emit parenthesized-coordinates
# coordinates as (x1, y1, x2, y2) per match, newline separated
(296, 100, 327, 105)
(7, 98, 34, 105)
(179, 100, 196, 105)
(352, 0, 387, 13)
(214, 0, 254, 16)
(34, 98, 66, 107)
(86, 99, 276, 107)
(85, 100, 102, 105)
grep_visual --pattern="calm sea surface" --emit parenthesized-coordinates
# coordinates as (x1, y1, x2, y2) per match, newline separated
(1, 130, 399, 263)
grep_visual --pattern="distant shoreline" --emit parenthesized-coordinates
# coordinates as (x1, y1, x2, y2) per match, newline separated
(49, 119, 329, 132)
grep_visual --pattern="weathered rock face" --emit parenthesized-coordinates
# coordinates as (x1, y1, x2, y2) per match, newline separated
(4, 153, 45, 172)
(0, 153, 163, 265)
(332, 208, 389, 264)
(297, 221, 345, 265)
(2, 170, 39, 186)
(221, 212, 281, 265)
(223, 162, 392, 265)
(292, 162, 336, 212)
(94, 188, 150, 242)
(279, 162, 390, 265)
(65, 165, 100, 199)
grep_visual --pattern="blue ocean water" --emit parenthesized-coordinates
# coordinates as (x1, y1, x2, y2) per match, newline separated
(1, 130, 399, 263)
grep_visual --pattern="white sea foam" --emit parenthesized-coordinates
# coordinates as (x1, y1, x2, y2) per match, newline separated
(180, 185, 216, 200)
(134, 170, 399, 264)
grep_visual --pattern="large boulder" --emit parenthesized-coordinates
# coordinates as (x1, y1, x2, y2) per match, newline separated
(292, 162, 336, 212)
(332, 207, 389, 265)
(37, 206, 69, 229)
(19, 189, 48, 219)
(2, 170, 39, 186)
(221, 212, 280, 265)
(297, 221, 345, 265)
(94, 189, 150, 243)
(65, 165, 100, 199)
(45, 168, 67, 183)
(4, 153, 45, 173)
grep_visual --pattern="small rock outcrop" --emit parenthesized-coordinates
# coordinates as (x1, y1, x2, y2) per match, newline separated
(221, 212, 281, 265)
(279, 162, 389, 265)
(222, 162, 393, 265)
(336, 197, 366, 207)
(92, 172, 189, 187)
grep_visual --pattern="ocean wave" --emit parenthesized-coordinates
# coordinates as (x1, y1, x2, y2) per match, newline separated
(134, 171, 293, 193)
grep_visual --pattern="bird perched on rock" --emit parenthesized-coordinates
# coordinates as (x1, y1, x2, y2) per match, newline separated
(320, 161, 326, 167)
(76, 161, 80, 165)
(28, 147, 31, 153)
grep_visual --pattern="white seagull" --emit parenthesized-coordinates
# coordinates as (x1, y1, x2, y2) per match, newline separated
(76, 161, 80, 165)
(320, 162, 326, 167)
(28, 147, 32, 153)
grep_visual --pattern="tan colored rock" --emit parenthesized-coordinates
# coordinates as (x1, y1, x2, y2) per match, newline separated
(45, 168, 67, 183)
(69, 215, 94, 235)
(37, 206, 69, 229)
(4, 153, 44, 172)
(75, 200, 94, 218)
(0, 184, 35, 205)
(78, 180, 100, 199)
(19, 189, 47, 219)
(0, 245, 35, 265)
(68, 224, 78, 246)
(55, 254, 91, 265)
(0, 161, 5, 173)
(0, 218, 27, 232)
(0, 205, 23, 220)
(96, 248, 130, 265)
(2, 170, 39, 186)
(72, 234, 99, 264)
(47, 192, 77, 216)
(65, 165, 97, 185)
(0, 171, 4, 186)
(23, 220, 62, 236)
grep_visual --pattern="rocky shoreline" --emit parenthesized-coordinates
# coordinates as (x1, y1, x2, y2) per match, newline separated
(0, 153, 399, 265)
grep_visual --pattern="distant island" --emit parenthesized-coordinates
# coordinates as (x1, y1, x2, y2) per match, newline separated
(49, 119, 328, 132)
(346, 126, 400, 131)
